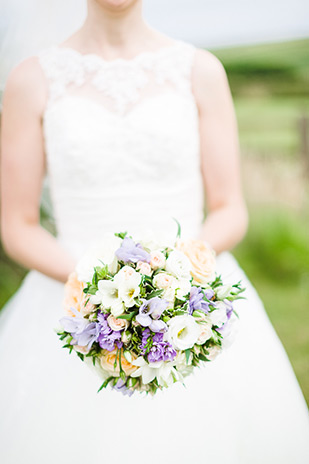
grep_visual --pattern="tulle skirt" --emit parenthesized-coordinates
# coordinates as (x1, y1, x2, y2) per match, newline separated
(0, 250, 308, 464)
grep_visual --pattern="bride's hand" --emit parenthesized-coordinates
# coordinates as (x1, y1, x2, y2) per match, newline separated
(0, 56, 76, 283)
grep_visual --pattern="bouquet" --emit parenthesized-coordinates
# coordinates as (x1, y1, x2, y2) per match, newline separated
(57, 224, 246, 396)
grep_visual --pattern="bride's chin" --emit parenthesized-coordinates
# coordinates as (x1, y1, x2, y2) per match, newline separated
(94, 0, 138, 11)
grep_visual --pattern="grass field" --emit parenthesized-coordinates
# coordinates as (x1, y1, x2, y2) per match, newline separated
(1, 38, 309, 404)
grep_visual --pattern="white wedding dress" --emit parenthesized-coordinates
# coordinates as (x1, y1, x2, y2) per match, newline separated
(0, 39, 308, 464)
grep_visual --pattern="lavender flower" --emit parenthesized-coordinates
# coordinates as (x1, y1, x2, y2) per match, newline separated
(136, 297, 168, 332)
(115, 236, 151, 264)
(60, 308, 99, 349)
(148, 343, 165, 363)
(96, 312, 123, 351)
(112, 378, 134, 397)
(189, 287, 214, 315)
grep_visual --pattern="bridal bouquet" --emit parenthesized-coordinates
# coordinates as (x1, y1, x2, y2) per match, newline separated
(57, 225, 246, 396)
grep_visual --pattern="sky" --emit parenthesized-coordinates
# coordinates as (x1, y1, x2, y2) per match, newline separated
(143, 0, 309, 48)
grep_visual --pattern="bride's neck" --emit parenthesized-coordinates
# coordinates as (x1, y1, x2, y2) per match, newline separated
(75, 0, 156, 56)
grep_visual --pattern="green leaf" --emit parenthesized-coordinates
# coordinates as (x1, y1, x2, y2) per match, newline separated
(147, 288, 164, 299)
(97, 376, 114, 393)
(198, 353, 208, 362)
(76, 352, 84, 361)
(185, 349, 191, 365)
(115, 231, 128, 239)
(118, 311, 137, 321)
(172, 217, 182, 239)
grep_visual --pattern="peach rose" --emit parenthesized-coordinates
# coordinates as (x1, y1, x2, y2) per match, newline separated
(107, 315, 129, 332)
(150, 251, 166, 270)
(100, 349, 138, 376)
(176, 239, 216, 285)
(136, 261, 152, 276)
(63, 271, 94, 317)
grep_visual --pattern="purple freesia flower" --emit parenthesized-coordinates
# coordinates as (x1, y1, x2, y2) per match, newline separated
(115, 236, 151, 264)
(148, 343, 165, 363)
(189, 286, 214, 315)
(139, 327, 176, 362)
(96, 312, 123, 351)
(60, 308, 99, 349)
(136, 297, 169, 332)
(112, 378, 134, 397)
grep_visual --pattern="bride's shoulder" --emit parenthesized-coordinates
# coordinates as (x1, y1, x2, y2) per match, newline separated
(191, 46, 231, 106)
(2, 55, 47, 114)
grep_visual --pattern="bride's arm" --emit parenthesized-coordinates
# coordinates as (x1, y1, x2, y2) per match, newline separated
(0, 57, 77, 283)
(192, 49, 249, 254)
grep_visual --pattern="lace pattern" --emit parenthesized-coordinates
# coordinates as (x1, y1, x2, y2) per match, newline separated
(38, 40, 197, 115)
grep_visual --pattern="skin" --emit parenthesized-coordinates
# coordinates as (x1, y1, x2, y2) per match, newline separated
(0, 0, 248, 283)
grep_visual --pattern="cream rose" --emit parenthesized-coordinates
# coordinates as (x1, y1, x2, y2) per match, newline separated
(150, 250, 166, 270)
(107, 315, 129, 332)
(100, 349, 138, 376)
(196, 322, 213, 345)
(136, 261, 152, 276)
(176, 239, 216, 285)
(63, 271, 94, 317)
(206, 345, 222, 361)
(153, 272, 177, 290)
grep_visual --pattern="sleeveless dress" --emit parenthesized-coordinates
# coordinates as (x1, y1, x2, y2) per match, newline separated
(0, 39, 308, 464)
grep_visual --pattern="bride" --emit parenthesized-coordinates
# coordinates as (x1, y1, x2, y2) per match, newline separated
(0, 1, 308, 463)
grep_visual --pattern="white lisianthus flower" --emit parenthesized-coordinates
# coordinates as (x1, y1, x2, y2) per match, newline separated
(165, 250, 192, 280)
(130, 357, 164, 384)
(76, 234, 122, 282)
(216, 285, 234, 299)
(92, 279, 124, 317)
(166, 315, 200, 350)
(209, 301, 228, 328)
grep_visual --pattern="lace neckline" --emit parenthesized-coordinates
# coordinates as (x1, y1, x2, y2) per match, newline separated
(50, 39, 184, 66)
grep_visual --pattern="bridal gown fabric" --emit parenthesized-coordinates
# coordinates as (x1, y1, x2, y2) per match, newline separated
(0, 39, 308, 464)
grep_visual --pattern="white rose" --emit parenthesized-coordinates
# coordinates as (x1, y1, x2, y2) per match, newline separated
(166, 315, 200, 350)
(76, 234, 122, 282)
(174, 351, 194, 377)
(209, 301, 228, 328)
(165, 250, 192, 280)
(175, 278, 191, 299)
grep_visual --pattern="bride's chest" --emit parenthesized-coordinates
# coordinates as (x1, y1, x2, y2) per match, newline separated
(43, 92, 201, 179)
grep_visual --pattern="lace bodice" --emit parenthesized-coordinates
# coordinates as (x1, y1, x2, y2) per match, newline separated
(38, 39, 205, 259)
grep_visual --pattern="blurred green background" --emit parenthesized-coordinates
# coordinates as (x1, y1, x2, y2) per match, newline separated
(1, 37, 308, 403)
